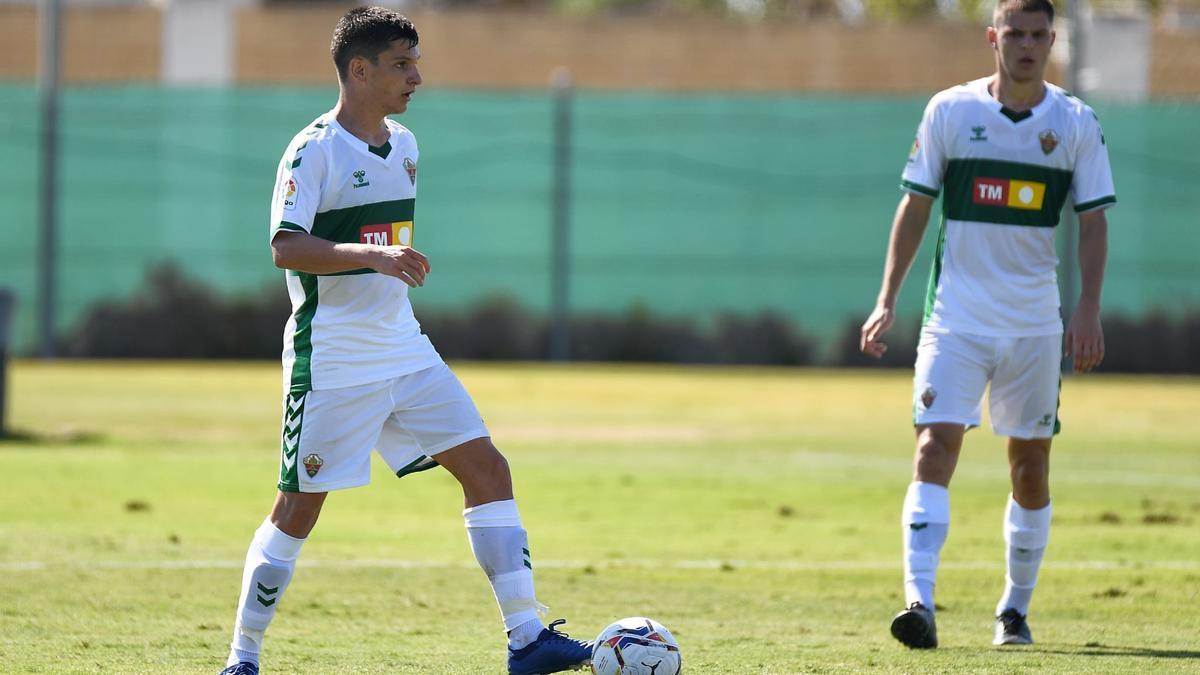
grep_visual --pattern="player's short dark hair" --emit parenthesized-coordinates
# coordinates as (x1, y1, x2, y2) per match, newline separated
(994, 0, 1055, 23)
(331, 6, 419, 81)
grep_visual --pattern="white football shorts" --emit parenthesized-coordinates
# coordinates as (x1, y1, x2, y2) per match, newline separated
(912, 330, 1062, 439)
(278, 363, 489, 493)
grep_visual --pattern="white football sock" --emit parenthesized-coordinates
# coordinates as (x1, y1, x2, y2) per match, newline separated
(226, 518, 305, 667)
(463, 499, 547, 646)
(902, 481, 950, 612)
(996, 494, 1051, 617)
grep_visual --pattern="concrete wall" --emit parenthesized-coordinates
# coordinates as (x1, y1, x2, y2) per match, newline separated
(0, 5, 160, 82)
(0, 4, 1196, 96)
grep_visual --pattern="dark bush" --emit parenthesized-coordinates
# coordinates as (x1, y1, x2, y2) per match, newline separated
(63, 263, 1200, 372)
(830, 311, 1200, 374)
(831, 315, 921, 368)
(63, 264, 289, 359)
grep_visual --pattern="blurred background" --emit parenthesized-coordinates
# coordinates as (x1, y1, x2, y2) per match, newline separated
(1, 0, 1198, 370)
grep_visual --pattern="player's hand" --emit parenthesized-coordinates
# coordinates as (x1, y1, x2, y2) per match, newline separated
(860, 305, 895, 359)
(372, 246, 430, 287)
(1065, 304, 1104, 373)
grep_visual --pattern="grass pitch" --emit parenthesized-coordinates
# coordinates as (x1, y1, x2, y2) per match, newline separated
(2, 361, 1198, 673)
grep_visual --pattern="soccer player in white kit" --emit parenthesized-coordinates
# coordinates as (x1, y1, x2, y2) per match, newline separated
(859, 0, 1115, 649)
(218, 8, 591, 674)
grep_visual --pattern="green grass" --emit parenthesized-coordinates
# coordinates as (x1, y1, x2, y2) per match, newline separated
(2, 361, 1198, 673)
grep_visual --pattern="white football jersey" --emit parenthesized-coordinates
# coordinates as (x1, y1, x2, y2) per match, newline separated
(270, 113, 441, 393)
(902, 78, 1116, 336)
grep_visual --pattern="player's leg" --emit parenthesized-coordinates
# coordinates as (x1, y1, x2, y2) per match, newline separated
(224, 491, 326, 673)
(992, 436, 1051, 645)
(379, 364, 591, 674)
(988, 334, 1060, 645)
(892, 330, 991, 648)
(222, 382, 391, 673)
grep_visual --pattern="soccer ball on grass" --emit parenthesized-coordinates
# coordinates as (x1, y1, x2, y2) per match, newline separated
(590, 617, 681, 675)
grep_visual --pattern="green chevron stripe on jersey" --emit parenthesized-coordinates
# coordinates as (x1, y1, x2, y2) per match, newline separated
(278, 392, 307, 492)
(311, 199, 415, 244)
(943, 158, 1072, 228)
(288, 272, 318, 394)
(923, 217, 948, 327)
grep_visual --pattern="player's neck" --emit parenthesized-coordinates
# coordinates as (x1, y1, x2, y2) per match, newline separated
(333, 98, 391, 147)
(987, 74, 1046, 113)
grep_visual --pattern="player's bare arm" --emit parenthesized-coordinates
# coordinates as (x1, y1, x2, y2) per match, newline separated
(861, 192, 935, 357)
(271, 229, 430, 287)
(1065, 209, 1108, 373)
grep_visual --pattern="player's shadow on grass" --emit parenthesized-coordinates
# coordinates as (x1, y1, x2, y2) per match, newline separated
(0, 428, 105, 445)
(1028, 645, 1200, 660)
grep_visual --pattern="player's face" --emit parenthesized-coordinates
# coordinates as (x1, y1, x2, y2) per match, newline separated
(365, 41, 422, 114)
(988, 10, 1055, 84)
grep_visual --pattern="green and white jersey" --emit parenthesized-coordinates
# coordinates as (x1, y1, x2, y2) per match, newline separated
(270, 113, 441, 393)
(902, 78, 1116, 336)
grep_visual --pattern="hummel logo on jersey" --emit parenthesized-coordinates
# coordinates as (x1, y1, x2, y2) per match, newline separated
(970, 126, 988, 142)
(1039, 129, 1060, 155)
(973, 178, 1046, 210)
(352, 169, 370, 188)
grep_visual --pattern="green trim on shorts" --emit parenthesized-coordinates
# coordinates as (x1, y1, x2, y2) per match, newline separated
(278, 392, 307, 492)
(395, 455, 440, 480)
(1053, 375, 1062, 435)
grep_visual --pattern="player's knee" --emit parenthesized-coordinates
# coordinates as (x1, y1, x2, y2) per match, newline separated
(1010, 454, 1049, 492)
(914, 436, 955, 480)
(455, 443, 512, 496)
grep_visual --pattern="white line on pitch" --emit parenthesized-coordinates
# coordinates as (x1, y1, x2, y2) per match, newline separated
(2, 559, 1197, 572)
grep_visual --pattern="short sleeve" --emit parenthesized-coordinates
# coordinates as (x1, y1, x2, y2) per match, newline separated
(270, 139, 325, 239)
(900, 97, 947, 199)
(1071, 107, 1117, 214)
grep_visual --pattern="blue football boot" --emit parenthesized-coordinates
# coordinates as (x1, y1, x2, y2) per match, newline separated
(218, 662, 259, 675)
(507, 619, 593, 674)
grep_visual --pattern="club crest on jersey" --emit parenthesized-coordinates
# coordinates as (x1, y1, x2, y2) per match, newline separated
(352, 169, 370, 188)
(970, 126, 988, 142)
(403, 157, 417, 185)
(302, 454, 324, 478)
(282, 177, 297, 211)
(1039, 129, 1060, 155)
(921, 387, 937, 409)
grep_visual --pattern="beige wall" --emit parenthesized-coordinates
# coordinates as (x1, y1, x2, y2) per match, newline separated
(1150, 30, 1200, 98)
(0, 5, 160, 83)
(237, 8, 1031, 92)
(2, 4, 1195, 97)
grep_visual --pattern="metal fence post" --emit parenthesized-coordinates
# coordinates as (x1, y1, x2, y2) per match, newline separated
(549, 67, 573, 361)
(0, 290, 15, 436)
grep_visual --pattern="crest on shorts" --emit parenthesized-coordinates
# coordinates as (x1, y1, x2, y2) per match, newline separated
(1039, 129, 1060, 155)
(403, 157, 417, 185)
(921, 387, 937, 409)
(302, 453, 324, 478)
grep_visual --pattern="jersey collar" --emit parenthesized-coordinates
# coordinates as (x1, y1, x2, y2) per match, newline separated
(328, 115, 395, 163)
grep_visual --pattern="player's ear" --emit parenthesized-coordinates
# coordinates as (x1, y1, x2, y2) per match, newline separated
(349, 56, 368, 83)
(987, 26, 999, 49)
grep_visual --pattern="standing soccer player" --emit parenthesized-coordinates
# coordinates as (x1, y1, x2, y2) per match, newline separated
(860, 0, 1114, 649)
(218, 7, 592, 674)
